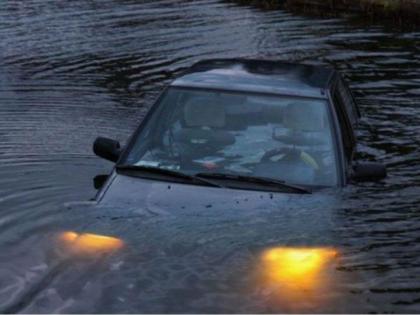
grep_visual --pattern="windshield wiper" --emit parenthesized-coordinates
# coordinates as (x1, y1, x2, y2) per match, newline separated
(195, 172, 311, 194)
(116, 165, 224, 188)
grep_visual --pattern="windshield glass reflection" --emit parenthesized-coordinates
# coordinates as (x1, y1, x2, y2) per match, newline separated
(125, 87, 338, 187)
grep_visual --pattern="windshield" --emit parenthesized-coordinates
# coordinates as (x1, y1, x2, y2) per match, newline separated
(123, 87, 339, 187)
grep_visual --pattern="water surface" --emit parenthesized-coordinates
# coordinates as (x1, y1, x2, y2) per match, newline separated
(0, 0, 419, 313)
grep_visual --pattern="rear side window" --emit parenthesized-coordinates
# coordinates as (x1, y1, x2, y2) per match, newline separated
(337, 78, 360, 127)
(333, 89, 356, 162)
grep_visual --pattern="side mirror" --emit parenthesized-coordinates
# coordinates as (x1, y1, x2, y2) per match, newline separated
(93, 137, 121, 163)
(351, 162, 387, 182)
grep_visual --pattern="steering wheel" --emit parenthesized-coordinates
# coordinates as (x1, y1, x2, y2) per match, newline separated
(261, 147, 320, 170)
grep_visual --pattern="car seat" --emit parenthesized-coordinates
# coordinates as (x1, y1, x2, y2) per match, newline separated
(173, 96, 235, 159)
(274, 101, 328, 146)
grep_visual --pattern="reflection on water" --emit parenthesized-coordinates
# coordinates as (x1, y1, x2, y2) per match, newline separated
(256, 247, 339, 312)
(0, 0, 420, 312)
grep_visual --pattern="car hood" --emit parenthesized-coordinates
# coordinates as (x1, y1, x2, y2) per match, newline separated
(100, 173, 313, 208)
(94, 173, 341, 239)
(56, 173, 349, 313)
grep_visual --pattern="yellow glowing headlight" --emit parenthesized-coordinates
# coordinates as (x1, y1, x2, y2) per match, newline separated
(262, 247, 338, 281)
(256, 246, 339, 310)
(58, 231, 124, 255)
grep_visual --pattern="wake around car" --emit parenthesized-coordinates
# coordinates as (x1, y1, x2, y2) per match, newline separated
(93, 58, 386, 200)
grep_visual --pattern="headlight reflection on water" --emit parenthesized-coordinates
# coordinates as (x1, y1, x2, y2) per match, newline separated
(257, 247, 339, 311)
(58, 231, 124, 255)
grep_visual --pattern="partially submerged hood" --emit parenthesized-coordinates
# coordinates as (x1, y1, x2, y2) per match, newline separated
(95, 173, 340, 241)
(99, 172, 307, 212)
(56, 173, 348, 313)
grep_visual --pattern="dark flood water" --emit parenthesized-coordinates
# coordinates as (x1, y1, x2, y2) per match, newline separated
(1, 0, 420, 313)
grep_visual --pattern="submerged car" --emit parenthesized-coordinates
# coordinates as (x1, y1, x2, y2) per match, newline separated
(93, 59, 386, 199)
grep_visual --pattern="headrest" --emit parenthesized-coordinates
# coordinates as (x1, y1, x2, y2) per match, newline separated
(263, 105, 284, 124)
(184, 97, 226, 128)
(283, 102, 325, 132)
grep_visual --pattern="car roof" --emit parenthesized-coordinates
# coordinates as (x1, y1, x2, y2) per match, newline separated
(171, 58, 336, 99)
